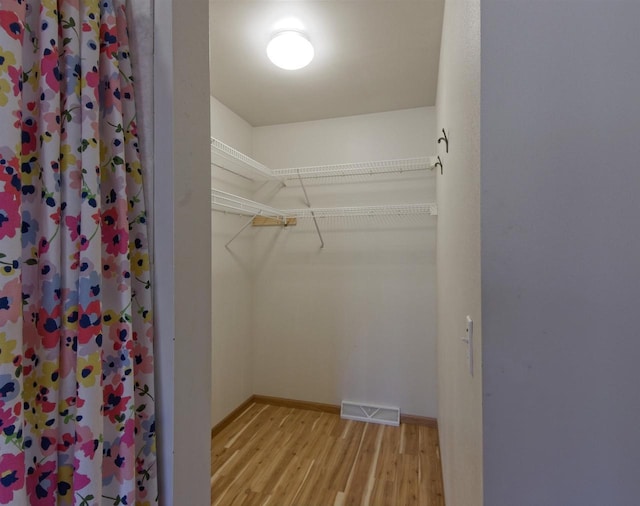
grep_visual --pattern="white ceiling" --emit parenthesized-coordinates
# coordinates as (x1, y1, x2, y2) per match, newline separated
(210, 1, 444, 127)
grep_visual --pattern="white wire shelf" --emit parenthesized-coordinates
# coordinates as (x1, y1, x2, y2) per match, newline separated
(272, 157, 437, 179)
(211, 137, 435, 181)
(287, 203, 437, 218)
(212, 189, 287, 218)
(212, 188, 437, 218)
(211, 138, 275, 181)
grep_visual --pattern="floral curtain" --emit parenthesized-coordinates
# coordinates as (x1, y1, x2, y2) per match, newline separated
(0, 1, 157, 504)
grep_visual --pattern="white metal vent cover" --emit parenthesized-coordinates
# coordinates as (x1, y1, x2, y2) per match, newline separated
(341, 401, 400, 427)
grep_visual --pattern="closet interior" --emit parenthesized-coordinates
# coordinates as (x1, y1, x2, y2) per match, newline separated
(211, 104, 439, 428)
(210, 1, 443, 431)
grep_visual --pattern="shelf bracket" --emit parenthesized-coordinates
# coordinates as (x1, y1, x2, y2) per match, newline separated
(298, 170, 325, 249)
(225, 214, 258, 249)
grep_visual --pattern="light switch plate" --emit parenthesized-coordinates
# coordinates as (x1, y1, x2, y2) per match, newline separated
(462, 316, 473, 376)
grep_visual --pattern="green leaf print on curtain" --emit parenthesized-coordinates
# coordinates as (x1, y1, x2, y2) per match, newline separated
(0, 1, 158, 504)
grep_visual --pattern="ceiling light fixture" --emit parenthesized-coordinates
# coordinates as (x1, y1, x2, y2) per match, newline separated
(267, 30, 314, 70)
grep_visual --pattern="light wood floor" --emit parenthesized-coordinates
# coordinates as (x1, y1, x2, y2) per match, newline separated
(211, 402, 445, 506)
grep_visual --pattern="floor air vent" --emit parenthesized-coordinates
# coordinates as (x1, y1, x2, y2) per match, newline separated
(340, 401, 400, 426)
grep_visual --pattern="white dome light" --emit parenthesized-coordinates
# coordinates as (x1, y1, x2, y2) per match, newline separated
(267, 31, 314, 70)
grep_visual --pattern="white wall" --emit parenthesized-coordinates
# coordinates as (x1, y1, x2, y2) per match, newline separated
(211, 97, 253, 155)
(482, 2, 640, 505)
(250, 108, 438, 417)
(436, 0, 482, 505)
(154, 1, 211, 505)
(253, 107, 436, 168)
(210, 97, 255, 425)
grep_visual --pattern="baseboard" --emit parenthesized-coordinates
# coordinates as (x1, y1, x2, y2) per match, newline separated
(400, 413, 438, 428)
(211, 396, 256, 438)
(252, 395, 437, 428)
(252, 394, 341, 415)
(212, 395, 438, 437)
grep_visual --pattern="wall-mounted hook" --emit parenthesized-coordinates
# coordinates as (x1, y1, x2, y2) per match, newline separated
(435, 156, 443, 175)
(437, 128, 449, 153)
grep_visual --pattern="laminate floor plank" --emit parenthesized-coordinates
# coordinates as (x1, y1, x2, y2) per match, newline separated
(211, 403, 445, 506)
(370, 426, 400, 503)
(396, 454, 420, 506)
(326, 422, 367, 494)
(212, 406, 289, 504)
(401, 423, 420, 456)
(341, 423, 380, 506)
(293, 418, 342, 504)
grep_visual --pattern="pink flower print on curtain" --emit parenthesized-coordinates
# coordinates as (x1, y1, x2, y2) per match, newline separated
(0, 1, 158, 505)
